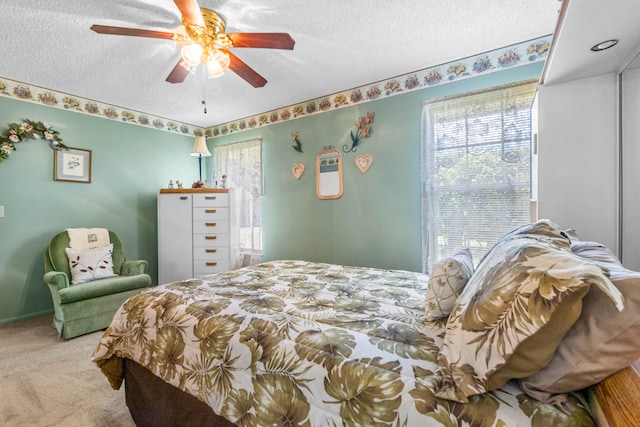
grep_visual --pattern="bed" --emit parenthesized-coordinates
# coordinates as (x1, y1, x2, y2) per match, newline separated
(93, 221, 640, 426)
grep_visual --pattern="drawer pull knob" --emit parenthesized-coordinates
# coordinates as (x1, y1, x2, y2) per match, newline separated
(180, 196, 188, 200)
(206, 262, 218, 267)
(205, 209, 217, 213)
(206, 249, 217, 253)
(205, 235, 217, 240)
(206, 222, 217, 227)
(205, 196, 217, 200)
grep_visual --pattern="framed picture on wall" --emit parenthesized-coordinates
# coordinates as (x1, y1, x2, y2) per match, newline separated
(54, 147, 92, 183)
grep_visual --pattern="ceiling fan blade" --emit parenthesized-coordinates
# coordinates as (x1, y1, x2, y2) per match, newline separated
(90, 24, 178, 40)
(166, 59, 191, 83)
(173, 0, 206, 27)
(224, 50, 267, 88)
(227, 33, 295, 50)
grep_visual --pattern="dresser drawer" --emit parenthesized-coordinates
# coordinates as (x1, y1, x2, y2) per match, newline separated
(193, 246, 229, 260)
(193, 193, 228, 207)
(193, 233, 230, 247)
(193, 207, 229, 221)
(194, 259, 230, 276)
(193, 220, 229, 234)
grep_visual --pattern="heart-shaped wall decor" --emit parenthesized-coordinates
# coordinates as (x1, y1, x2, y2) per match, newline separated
(355, 154, 373, 173)
(291, 163, 304, 179)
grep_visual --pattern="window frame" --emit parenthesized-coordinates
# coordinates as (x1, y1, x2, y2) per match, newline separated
(421, 80, 538, 272)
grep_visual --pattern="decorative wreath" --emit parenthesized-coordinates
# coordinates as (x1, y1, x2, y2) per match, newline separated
(0, 119, 66, 164)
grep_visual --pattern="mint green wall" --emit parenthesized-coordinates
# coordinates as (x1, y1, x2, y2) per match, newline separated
(212, 62, 543, 272)
(0, 97, 197, 325)
(0, 62, 542, 325)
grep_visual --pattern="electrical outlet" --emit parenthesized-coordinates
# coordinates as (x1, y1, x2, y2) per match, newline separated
(0, 206, 4, 218)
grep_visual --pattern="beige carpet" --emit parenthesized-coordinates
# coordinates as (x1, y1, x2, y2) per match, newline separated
(0, 315, 135, 427)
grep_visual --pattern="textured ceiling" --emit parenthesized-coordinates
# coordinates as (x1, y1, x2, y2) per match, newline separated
(1, 0, 562, 128)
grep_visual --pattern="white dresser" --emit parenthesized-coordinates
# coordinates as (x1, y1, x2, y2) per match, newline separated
(158, 188, 236, 284)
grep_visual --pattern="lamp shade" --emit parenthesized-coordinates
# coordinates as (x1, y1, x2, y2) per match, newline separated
(191, 136, 211, 157)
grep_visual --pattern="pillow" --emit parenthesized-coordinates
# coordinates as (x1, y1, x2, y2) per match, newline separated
(432, 226, 624, 403)
(425, 248, 473, 320)
(474, 219, 572, 267)
(562, 228, 581, 242)
(520, 241, 640, 405)
(65, 244, 117, 284)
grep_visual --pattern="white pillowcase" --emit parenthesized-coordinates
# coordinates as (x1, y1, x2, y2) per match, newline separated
(425, 248, 473, 320)
(65, 244, 117, 284)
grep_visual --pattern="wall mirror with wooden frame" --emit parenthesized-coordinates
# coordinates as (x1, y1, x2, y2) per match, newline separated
(316, 146, 343, 199)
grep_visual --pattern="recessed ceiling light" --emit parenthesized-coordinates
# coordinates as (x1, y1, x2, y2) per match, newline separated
(591, 39, 619, 52)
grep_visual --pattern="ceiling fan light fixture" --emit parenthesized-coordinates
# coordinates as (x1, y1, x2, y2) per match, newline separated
(181, 43, 203, 66)
(91, 4, 293, 86)
(206, 49, 231, 78)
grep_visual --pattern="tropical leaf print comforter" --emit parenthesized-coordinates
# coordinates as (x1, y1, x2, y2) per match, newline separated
(93, 260, 594, 426)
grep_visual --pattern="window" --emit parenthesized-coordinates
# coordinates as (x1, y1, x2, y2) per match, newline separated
(421, 80, 538, 272)
(213, 138, 262, 267)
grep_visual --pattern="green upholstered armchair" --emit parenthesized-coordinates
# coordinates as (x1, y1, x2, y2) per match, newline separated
(43, 230, 152, 339)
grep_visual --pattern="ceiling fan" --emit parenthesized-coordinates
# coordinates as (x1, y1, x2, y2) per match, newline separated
(90, 0, 295, 87)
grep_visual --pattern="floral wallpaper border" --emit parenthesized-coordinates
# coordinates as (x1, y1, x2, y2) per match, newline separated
(0, 36, 549, 139)
(214, 36, 550, 137)
(0, 80, 207, 137)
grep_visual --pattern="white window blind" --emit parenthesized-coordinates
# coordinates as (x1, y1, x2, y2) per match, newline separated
(213, 138, 263, 267)
(421, 80, 538, 272)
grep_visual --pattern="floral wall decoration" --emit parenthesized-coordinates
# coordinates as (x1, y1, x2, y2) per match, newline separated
(343, 112, 373, 153)
(0, 119, 67, 165)
(291, 131, 303, 153)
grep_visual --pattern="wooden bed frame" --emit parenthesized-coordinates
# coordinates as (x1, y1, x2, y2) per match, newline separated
(591, 359, 640, 427)
(122, 358, 640, 427)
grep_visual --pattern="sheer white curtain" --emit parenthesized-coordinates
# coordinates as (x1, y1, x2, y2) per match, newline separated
(213, 138, 263, 267)
(421, 80, 538, 272)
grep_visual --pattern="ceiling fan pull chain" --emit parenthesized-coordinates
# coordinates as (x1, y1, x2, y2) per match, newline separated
(202, 77, 207, 114)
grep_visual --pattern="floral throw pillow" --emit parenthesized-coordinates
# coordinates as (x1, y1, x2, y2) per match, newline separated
(65, 244, 116, 284)
(432, 229, 624, 403)
(425, 248, 473, 320)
